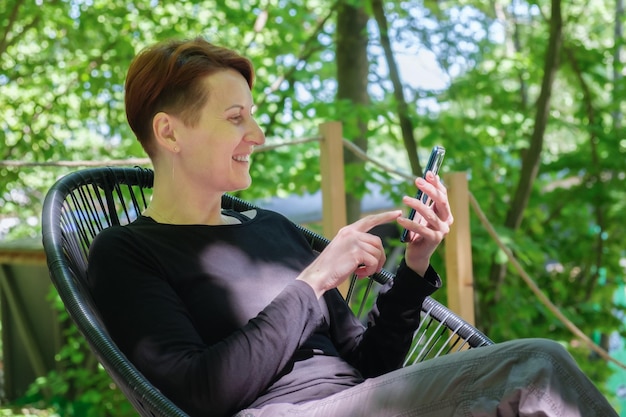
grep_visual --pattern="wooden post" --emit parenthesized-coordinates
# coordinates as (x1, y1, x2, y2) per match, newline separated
(318, 122, 349, 296)
(319, 121, 347, 239)
(443, 172, 475, 325)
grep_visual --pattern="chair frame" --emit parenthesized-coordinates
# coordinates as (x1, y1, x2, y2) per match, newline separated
(42, 167, 493, 417)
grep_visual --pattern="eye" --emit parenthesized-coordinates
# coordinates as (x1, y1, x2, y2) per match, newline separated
(229, 114, 244, 124)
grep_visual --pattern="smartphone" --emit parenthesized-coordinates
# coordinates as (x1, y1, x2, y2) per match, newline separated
(400, 145, 446, 243)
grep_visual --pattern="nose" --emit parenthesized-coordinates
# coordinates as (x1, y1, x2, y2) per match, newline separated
(246, 118, 265, 146)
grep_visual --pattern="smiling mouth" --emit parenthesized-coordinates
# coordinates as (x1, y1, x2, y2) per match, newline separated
(233, 155, 250, 162)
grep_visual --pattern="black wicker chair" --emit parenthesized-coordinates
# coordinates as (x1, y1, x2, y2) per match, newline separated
(41, 166, 493, 417)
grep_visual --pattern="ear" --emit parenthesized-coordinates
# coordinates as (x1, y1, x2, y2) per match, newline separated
(152, 112, 180, 153)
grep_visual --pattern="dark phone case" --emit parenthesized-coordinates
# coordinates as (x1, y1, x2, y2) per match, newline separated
(400, 146, 446, 243)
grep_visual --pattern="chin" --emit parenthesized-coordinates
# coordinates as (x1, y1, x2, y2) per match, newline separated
(229, 179, 252, 192)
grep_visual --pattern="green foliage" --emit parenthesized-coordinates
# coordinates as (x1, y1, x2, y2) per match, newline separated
(14, 288, 134, 417)
(2, 0, 625, 409)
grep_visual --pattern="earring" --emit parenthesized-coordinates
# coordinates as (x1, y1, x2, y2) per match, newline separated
(173, 146, 179, 152)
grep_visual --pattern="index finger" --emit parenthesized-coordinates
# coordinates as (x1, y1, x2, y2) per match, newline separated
(352, 210, 403, 232)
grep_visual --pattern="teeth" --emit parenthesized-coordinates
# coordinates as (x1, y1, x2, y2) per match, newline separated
(233, 155, 250, 162)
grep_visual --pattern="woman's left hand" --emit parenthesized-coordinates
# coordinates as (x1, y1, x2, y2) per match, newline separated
(396, 171, 454, 276)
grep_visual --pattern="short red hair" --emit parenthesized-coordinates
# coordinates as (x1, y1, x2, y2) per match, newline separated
(125, 37, 254, 156)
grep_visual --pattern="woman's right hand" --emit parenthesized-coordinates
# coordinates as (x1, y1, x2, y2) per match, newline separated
(296, 210, 402, 298)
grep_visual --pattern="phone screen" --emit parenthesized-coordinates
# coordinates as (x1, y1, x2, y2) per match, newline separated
(400, 146, 446, 242)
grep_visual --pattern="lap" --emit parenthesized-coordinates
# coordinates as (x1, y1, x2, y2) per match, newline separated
(233, 338, 617, 417)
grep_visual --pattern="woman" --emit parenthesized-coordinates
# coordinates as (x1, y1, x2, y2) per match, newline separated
(88, 37, 618, 417)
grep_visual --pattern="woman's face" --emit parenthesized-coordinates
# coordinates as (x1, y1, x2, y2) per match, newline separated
(171, 69, 265, 193)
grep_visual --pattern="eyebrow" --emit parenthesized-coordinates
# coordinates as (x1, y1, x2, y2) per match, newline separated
(224, 104, 244, 112)
(224, 104, 257, 114)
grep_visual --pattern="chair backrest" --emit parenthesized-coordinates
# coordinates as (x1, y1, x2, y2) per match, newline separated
(42, 167, 189, 417)
(41, 167, 493, 417)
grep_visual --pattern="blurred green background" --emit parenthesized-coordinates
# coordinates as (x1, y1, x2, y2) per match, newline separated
(1, 0, 625, 415)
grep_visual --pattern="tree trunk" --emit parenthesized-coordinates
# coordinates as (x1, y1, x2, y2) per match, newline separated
(336, 1, 370, 223)
(486, 0, 563, 326)
(614, 0, 624, 131)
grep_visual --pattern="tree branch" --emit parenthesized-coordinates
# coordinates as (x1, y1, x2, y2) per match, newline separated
(255, 1, 340, 111)
(563, 44, 605, 300)
(371, 0, 422, 176)
(505, 0, 563, 229)
(0, 0, 25, 57)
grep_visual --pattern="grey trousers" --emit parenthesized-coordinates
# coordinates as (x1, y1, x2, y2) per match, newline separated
(233, 338, 618, 417)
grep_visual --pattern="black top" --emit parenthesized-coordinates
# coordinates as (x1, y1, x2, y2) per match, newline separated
(87, 208, 441, 417)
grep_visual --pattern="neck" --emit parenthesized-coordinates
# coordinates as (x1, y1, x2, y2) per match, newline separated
(145, 165, 224, 225)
